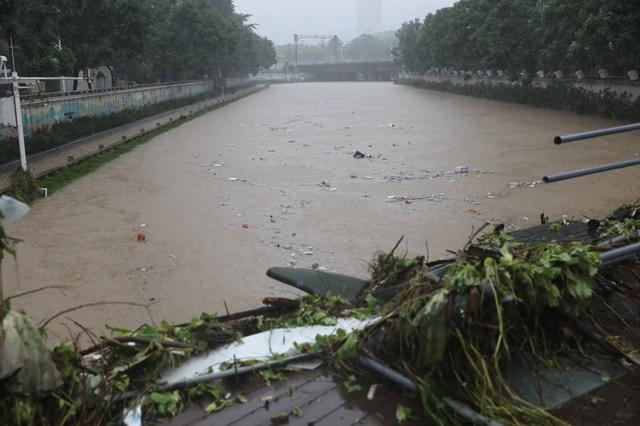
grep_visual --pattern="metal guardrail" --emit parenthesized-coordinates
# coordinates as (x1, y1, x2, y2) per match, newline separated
(554, 123, 640, 144)
(18, 79, 213, 102)
(543, 122, 640, 183)
(542, 122, 640, 266)
(543, 157, 640, 183)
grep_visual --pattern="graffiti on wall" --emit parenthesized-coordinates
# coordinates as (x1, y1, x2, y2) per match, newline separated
(0, 80, 214, 139)
(0, 97, 17, 138)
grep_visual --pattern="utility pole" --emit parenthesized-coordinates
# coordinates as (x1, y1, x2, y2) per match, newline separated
(293, 34, 338, 71)
(294, 34, 299, 73)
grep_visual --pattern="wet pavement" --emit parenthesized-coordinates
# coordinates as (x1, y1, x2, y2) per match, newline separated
(3, 82, 639, 340)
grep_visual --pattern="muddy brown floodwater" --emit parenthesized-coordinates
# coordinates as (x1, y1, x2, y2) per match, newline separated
(4, 82, 639, 342)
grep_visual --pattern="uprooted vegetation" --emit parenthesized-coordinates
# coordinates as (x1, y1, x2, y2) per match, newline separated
(360, 243, 603, 424)
(1, 205, 640, 425)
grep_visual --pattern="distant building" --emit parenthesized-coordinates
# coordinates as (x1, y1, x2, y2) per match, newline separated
(72, 66, 121, 91)
(357, 0, 383, 35)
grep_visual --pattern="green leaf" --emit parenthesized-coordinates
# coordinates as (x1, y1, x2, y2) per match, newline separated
(271, 413, 290, 424)
(150, 391, 182, 417)
(105, 325, 134, 336)
(343, 375, 362, 393)
(336, 334, 358, 360)
(365, 293, 379, 309)
(205, 401, 221, 414)
(114, 375, 130, 392)
(188, 383, 227, 400)
(260, 369, 286, 386)
(395, 405, 414, 423)
(134, 324, 164, 340)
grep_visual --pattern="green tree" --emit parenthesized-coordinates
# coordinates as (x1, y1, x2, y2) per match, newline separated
(0, 0, 76, 76)
(394, 0, 640, 77)
(327, 36, 343, 61)
(343, 34, 391, 61)
(0, 0, 276, 82)
(393, 19, 422, 72)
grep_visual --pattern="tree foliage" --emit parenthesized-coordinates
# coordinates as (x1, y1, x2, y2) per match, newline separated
(275, 32, 394, 65)
(394, 0, 640, 76)
(275, 37, 343, 65)
(0, 0, 276, 82)
(343, 34, 392, 61)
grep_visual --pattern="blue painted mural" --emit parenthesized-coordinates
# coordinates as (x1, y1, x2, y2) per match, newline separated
(0, 80, 214, 139)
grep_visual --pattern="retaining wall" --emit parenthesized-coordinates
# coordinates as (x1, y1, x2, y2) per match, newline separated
(0, 80, 214, 138)
(399, 72, 640, 100)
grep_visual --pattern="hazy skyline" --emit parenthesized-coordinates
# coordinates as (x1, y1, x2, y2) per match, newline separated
(233, 0, 455, 45)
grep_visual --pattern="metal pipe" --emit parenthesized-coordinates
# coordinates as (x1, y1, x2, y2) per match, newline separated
(554, 122, 640, 144)
(356, 354, 503, 426)
(543, 157, 640, 183)
(442, 398, 504, 426)
(356, 354, 418, 392)
(597, 235, 628, 247)
(600, 241, 640, 267)
(601, 254, 637, 267)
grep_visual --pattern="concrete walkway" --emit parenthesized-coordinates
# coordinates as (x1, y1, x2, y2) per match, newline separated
(0, 85, 266, 189)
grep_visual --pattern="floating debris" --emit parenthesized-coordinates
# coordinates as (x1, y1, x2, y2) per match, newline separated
(386, 194, 445, 203)
(509, 180, 542, 189)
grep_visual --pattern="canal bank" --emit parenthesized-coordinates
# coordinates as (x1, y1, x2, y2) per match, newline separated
(0, 84, 267, 191)
(4, 82, 639, 341)
(397, 73, 640, 121)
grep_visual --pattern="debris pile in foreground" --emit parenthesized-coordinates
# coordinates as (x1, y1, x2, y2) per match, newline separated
(1, 204, 640, 425)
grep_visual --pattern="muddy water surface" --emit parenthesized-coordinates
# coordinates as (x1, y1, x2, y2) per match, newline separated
(5, 82, 639, 340)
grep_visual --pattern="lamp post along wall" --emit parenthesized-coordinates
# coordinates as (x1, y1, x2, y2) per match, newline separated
(1, 71, 88, 172)
(11, 72, 27, 171)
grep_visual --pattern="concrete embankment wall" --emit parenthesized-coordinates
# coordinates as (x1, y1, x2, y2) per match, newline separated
(399, 72, 640, 100)
(397, 73, 640, 120)
(0, 80, 214, 138)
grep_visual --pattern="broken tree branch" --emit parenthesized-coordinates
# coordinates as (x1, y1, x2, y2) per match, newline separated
(82, 335, 197, 355)
(41, 301, 154, 328)
(7, 285, 73, 301)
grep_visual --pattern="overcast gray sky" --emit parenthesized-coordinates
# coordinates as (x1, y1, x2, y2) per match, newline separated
(233, 0, 455, 45)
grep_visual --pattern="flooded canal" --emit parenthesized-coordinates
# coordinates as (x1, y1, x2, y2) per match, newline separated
(6, 82, 639, 339)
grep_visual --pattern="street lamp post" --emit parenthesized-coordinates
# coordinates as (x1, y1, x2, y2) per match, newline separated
(11, 72, 28, 171)
(1, 71, 87, 172)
